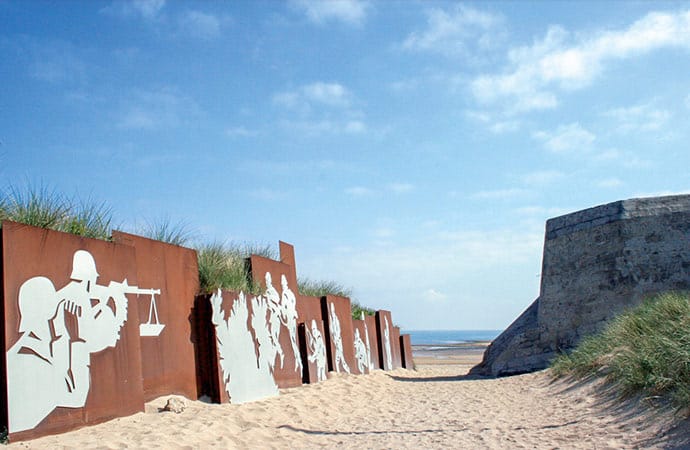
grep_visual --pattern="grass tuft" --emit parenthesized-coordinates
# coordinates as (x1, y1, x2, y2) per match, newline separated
(0, 184, 114, 240)
(138, 217, 195, 247)
(196, 241, 275, 294)
(551, 292, 690, 411)
(298, 278, 375, 319)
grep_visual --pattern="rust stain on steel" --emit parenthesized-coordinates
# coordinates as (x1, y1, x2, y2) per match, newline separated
(375, 310, 394, 370)
(112, 231, 199, 402)
(321, 295, 358, 374)
(364, 314, 380, 370)
(391, 325, 403, 369)
(400, 334, 414, 369)
(249, 254, 303, 389)
(2, 221, 145, 442)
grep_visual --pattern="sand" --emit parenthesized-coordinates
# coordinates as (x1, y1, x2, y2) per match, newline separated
(8, 345, 689, 449)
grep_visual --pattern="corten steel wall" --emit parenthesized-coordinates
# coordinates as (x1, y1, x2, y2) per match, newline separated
(192, 293, 221, 403)
(297, 295, 326, 383)
(351, 319, 370, 374)
(321, 295, 358, 374)
(2, 222, 145, 441)
(249, 255, 303, 388)
(391, 326, 402, 369)
(364, 314, 380, 370)
(400, 334, 414, 369)
(375, 310, 395, 370)
(112, 231, 199, 402)
(298, 319, 328, 384)
(0, 227, 6, 434)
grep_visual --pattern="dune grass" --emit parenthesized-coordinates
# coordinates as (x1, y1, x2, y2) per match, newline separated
(196, 241, 276, 294)
(0, 184, 114, 240)
(298, 278, 376, 319)
(551, 292, 690, 411)
(138, 217, 195, 247)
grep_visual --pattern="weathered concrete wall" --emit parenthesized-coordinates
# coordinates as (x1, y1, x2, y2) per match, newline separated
(472, 195, 690, 377)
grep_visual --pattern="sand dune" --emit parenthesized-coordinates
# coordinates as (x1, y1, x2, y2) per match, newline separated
(8, 356, 689, 449)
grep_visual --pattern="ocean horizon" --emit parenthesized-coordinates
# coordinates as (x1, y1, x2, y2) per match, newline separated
(404, 329, 503, 346)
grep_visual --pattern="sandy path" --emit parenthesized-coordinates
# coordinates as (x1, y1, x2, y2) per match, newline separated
(8, 361, 689, 449)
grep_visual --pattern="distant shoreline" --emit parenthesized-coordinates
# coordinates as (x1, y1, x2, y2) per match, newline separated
(412, 341, 491, 366)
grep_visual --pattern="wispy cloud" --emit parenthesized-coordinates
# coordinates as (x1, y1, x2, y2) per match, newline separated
(597, 177, 624, 188)
(101, 0, 166, 20)
(470, 188, 529, 200)
(345, 186, 374, 196)
(117, 87, 200, 130)
(387, 183, 414, 194)
(472, 10, 690, 113)
(532, 122, 595, 153)
(403, 4, 504, 58)
(24, 39, 88, 85)
(290, 0, 370, 26)
(225, 126, 259, 138)
(274, 82, 353, 110)
(421, 288, 448, 304)
(177, 10, 222, 40)
(603, 102, 670, 133)
(520, 170, 565, 186)
(274, 82, 366, 136)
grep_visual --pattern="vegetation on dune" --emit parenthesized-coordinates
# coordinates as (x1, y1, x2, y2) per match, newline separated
(0, 184, 113, 240)
(551, 292, 690, 411)
(138, 217, 195, 247)
(298, 277, 376, 319)
(196, 241, 276, 294)
(0, 183, 384, 313)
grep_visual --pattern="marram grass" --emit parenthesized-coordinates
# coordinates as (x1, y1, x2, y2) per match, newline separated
(551, 292, 690, 411)
(196, 241, 276, 294)
(298, 277, 376, 319)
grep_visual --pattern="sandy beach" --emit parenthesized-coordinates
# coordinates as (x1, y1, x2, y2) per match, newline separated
(7, 344, 689, 449)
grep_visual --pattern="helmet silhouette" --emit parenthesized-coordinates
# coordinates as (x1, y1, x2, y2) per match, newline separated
(70, 250, 99, 282)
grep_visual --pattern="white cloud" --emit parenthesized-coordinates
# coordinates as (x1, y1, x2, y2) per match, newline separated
(102, 0, 165, 20)
(387, 183, 414, 194)
(472, 10, 690, 113)
(597, 178, 624, 188)
(345, 186, 374, 196)
(470, 188, 529, 200)
(422, 289, 448, 304)
(520, 170, 564, 186)
(225, 126, 259, 138)
(274, 82, 352, 110)
(403, 4, 504, 57)
(274, 82, 366, 136)
(603, 103, 670, 132)
(533, 123, 595, 153)
(178, 11, 222, 40)
(290, 0, 369, 25)
(117, 87, 200, 130)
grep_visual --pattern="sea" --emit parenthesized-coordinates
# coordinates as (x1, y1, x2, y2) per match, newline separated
(404, 329, 502, 346)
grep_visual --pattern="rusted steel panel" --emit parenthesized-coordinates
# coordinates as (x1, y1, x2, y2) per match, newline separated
(2, 221, 145, 441)
(375, 310, 395, 370)
(400, 334, 414, 369)
(321, 295, 358, 375)
(391, 326, 402, 369)
(363, 314, 380, 370)
(206, 288, 280, 404)
(351, 319, 372, 374)
(112, 231, 199, 402)
(249, 255, 303, 389)
(298, 319, 328, 383)
(192, 293, 222, 403)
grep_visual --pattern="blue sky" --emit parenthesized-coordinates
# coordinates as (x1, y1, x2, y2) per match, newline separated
(2, 1, 690, 330)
